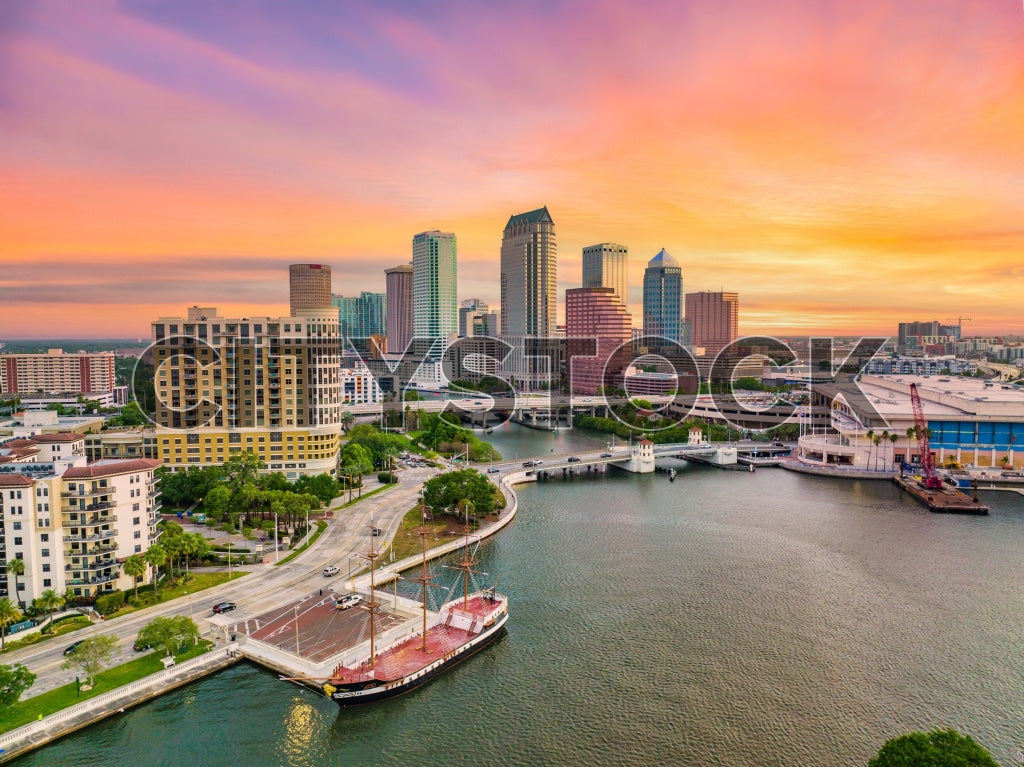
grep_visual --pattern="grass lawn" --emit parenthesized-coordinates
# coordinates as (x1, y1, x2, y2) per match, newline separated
(0, 641, 215, 733)
(387, 506, 478, 562)
(1, 618, 94, 655)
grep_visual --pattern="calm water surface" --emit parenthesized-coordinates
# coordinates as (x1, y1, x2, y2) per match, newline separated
(15, 427, 1024, 766)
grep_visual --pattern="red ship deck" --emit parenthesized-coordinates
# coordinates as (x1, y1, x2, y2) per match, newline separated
(330, 595, 503, 684)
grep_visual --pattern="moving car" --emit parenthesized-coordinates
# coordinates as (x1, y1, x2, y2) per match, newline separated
(487, 467, 501, 473)
(323, 565, 340, 577)
(133, 641, 153, 652)
(63, 640, 84, 656)
(337, 594, 362, 610)
(600, 452, 613, 458)
(371, 527, 382, 537)
(212, 602, 236, 614)
(567, 456, 581, 462)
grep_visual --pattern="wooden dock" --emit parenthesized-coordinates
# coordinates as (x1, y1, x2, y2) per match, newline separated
(893, 476, 989, 515)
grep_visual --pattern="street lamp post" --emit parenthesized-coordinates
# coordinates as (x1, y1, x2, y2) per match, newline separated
(274, 512, 279, 563)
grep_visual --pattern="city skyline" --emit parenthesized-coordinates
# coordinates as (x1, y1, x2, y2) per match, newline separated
(2, 1, 1023, 339)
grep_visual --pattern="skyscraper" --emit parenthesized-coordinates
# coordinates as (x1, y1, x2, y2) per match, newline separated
(685, 291, 739, 356)
(642, 248, 684, 346)
(566, 287, 632, 395)
(289, 264, 332, 314)
(500, 207, 556, 337)
(412, 231, 458, 352)
(582, 243, 628, 305)
(385, 264, 413, 355)
(332, 292, 386, 340)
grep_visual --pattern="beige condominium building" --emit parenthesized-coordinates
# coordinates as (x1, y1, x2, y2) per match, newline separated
(0, 432, 161, 605)
(149, 303, 342, 478)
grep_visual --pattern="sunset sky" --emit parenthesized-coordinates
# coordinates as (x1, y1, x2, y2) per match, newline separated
(2, 0, 1022, 340)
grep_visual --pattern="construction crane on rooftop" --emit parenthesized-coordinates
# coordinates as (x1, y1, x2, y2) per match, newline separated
(945, 317, 972, 337)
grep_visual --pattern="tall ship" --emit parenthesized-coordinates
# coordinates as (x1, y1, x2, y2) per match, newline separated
(322, 526, 508, 706)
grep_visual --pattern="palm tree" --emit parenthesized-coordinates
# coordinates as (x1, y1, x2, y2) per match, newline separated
(123, 554, 147, 600)
(873, 436, 883, 471)
(146, 544, 168, 596)
(0, 597, 21, 651)
(865, 429, 875, 471)
(36, 589, 65, 634)
(340, 411, 355, 434)
(6, 558, 24, 609)
(880, 430, 890, 468)
(890, 433, 899, 466)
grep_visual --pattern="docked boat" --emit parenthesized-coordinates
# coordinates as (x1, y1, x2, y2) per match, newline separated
(322, 526, 507, 706)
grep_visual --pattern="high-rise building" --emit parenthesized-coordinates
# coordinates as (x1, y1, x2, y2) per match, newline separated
(642, 249, 684, 347)
(412, 231, 458, 352)
(459, 299, 500, 337)
(0, 350, 116, 396)
(385, 264, 414, 355)
(582, 243, 628, 305)
(332, 292, 387, 341)
(500, 207, 556, 337)
(289, 264, 332, 314)
(566, 288, 633, 395)
(151, 293, 341, 478)
(685, 291, 739, 356)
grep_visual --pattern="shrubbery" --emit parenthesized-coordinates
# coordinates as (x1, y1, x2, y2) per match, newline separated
(377, 472, 397, 484)
(94, 591, 125, 616)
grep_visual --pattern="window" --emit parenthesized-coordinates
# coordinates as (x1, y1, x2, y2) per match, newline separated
(134, 544, 142, 553)
(40, 533, 48, 542)
(43, 579, 52, 588)
(13, 537, 21, 546)
(12, 522, 21, 531)
(42, 564, 50, 573)
(133, 517, 140, 525)
(133, 531, 141, 539)
(41, 548, 49, 557)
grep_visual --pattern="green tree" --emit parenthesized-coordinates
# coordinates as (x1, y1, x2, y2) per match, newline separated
(422, 469, 497, 518)
(203, 484, 232, 521)
(0, 599, 22, 651)
(340, 443, 373, 474)
(35, 589, 65, 633)
(61, 635, 118, 687)
(868, 729, 998, 767)
(222, 451, 265, 492)
(6, 558, 24, 608)
(293, 474, 341, 505)
(0, 663, 36, 708)
(146, 544, 168, 595)
(123, 554, 147, 600)
(136, 615, 200, 657)
(340, 411, 355, 434)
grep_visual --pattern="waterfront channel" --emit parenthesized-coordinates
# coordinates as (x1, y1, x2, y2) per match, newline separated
(12, 424, 1024, 766)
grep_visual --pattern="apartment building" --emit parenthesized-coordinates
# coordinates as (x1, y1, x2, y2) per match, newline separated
(1, 349, 116, 396)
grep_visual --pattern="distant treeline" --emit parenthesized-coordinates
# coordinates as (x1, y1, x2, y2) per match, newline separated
(0, 339, 147, 354)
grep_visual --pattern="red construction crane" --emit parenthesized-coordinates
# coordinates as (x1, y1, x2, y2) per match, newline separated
(909, 383, 942, 490)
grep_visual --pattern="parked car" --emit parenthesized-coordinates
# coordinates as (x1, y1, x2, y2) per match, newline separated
(323, 565, 340, 577)
(212, 602, 236, 614)
(337, 594, 362, 610)
(567, 456, 581, 462)
(63, 640, 84, 656)
(133, 641, 153, 652)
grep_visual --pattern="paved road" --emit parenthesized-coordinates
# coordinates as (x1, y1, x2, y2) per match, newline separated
(5, 466, 439, 701)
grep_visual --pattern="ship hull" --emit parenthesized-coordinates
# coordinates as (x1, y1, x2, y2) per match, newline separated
(326, 609, 508, 707)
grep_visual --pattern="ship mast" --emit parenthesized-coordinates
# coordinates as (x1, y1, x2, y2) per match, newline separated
(408, 528, 437, 652)
(363, 522, 382, 668)
(454, 501, 480, 612)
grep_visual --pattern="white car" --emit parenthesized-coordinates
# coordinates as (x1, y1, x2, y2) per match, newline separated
(323, 565, 340, 577)
(337, 594, 362, 610)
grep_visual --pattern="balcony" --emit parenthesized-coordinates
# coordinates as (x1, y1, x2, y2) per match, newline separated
(61, 486, 112, 499)
(67, 572, 120, 587)
(64, 514, 118, 527)
(70, 543, 118, 557)
(63, 529, 117, 543)
(66, 559, 117, 573)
